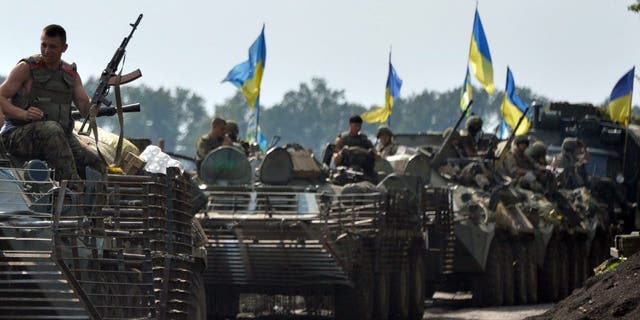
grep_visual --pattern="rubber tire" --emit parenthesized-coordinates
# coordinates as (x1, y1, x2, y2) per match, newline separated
(471, 240, 504, 307)
(513, 242, 528, 305)
(526, 242, 539, 304)
(569, 240, 588, 291)
(539, 239, 560, 302)
(207, 285, 238, 320)
(373, 271, 390, 320)
(408, 248, 425, 320)
(501, 241, 515, 306)
(389, 259, 410, 319)
(558, 240, 570, 299)
(335, 259, 374, 320)
(188, 271, 207, 320)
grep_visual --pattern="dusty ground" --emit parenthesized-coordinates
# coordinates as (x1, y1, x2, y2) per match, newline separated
(423, 304, 553, 320)
(526, 251, 640, 320)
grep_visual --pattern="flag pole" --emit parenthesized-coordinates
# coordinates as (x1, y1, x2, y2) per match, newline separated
(387, 47, 392, 128)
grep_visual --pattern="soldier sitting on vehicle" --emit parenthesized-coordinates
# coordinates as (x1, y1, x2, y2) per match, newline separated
(225, 120, 250, 156)
(332, 115, 377, 181)
(503, 135, 555, 193)
(0, 24, 105, 181)
(375, 125, 398, 157)
(550, 137, 590, 190)
(195, 116, 231, 174)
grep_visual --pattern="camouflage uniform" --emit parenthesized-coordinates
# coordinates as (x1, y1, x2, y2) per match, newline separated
(337, 131, 374, 150)
(0, 55, 104, 180)
(502, 136, 549, 193)
(552, 138, 588, 189)
(195, 134, 225, 171)
(460, 116, 483, 157)
(375, 126, 397, 157)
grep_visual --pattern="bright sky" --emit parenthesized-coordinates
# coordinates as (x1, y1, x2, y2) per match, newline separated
(1, 1, 638, 113)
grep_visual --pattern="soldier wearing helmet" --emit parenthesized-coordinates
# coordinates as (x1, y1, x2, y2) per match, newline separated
(375, 125, 398, 157)
(195, 116, 232, 173)
(502, 135, 549, 192)
(526, 141, 548, 166)
(225, 120, 250, 156)
(551, 137, 589, 189)
(460, 115, 484, 157)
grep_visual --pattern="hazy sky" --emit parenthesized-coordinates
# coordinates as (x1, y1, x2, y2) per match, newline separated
(1, 1, 638, 113)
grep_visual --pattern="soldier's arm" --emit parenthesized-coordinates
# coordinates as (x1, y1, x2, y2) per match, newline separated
(72, 73, 91, 117)
(0, 62, 43, 121)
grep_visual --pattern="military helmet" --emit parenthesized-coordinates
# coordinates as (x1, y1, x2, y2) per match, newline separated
(514, 135, 529, 145)
(377, 125, 393, 138)
(562, 137, 579, 152)
(226, 121, 239, 136)
(526, 141, 547, 159)
(465, 115, 483, 130)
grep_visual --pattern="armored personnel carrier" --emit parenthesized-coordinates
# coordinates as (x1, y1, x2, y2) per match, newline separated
(196, 144, 425, 320)
(0, 121, 205, 319)
(392, 128, 606, 306)
(528, 102, 640, 235)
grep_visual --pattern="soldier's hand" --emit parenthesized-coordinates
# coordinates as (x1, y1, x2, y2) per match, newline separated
(24, 107, 44, 121)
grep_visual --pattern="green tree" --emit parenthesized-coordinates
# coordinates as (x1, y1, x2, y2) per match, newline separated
(629, 1, 640, 12)
(260, 78, 367, 155)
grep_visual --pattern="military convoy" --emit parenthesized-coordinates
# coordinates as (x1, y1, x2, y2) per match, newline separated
(195, 145, 426, 319)
(2, 99, 638, 319)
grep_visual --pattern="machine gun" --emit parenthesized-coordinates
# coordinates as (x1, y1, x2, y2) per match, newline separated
(430, 100, 474, 167)
(80, 14, 143, 132)
(72, 103, 140, 120)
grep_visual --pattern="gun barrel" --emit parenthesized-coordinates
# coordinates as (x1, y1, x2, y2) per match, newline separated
(72, 103, 141, 120)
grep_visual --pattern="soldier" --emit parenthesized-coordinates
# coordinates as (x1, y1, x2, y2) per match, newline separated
(375, 125, 398, 157)
(526, 141, 548, 166)
(332, 115, 375, 165)
(551, 137, 589, 189)
(459, 115, 484, 157)
(503, 135, 549, 193)
(195, 116, 231, 173)
(0, 24, 105, 181)
(225, 120, 249, 156)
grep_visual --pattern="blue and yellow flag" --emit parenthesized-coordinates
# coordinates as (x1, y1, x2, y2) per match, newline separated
(608, 67, 635, 126)
(362, 60, 403, 123)
(468, 9, 494, 95)
(223, 26, 266, 108)
(500, 67, 530, 135)
(460, 67, 473, 111)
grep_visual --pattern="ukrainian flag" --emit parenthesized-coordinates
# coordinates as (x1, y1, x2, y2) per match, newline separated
(468, 9, 494, 95)
(500, 67, 530, 135)
(223, 26, 266, 108)
(362, 60, 403, 123)
(459, 67, 473, 111)
(608, 67, 635, 126)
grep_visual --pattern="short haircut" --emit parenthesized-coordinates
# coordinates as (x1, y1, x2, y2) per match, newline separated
(349, 115, 363, 124)
(42, 24, 67, 44)
(211, 116, 226, 128)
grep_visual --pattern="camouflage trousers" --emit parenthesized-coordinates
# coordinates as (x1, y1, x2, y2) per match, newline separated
(1, 121, 106, 181)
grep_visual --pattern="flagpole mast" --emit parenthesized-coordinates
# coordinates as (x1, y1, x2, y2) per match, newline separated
(387, 47, 392, 127)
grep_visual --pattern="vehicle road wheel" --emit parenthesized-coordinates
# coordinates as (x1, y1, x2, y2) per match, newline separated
(539, 238, 560, 302)
(513, 242, 528, 305)
(408, 247, 425, 320)
(335, 256, 374, 320)
(188, 270, 206, 320)
(373, 271, 389, 320)
(500, 241, 515, 306)
(471, 240, 503, 307)
(558, 240, 570, 299)
(389, 258, 410, 319)
(526, 242, 539, 304)
(207, 285, 238, 320)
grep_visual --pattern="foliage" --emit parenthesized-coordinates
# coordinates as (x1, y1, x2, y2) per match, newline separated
(629, 1, 640, 12)
(85, 77, 211, 157)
